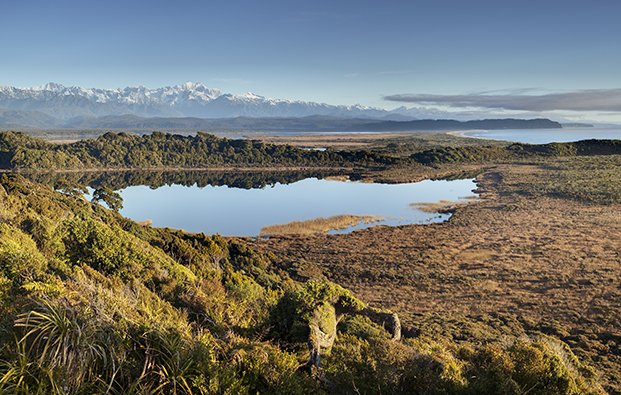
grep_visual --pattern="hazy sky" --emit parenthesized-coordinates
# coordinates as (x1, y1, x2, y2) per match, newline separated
(1, 0, 620, 120)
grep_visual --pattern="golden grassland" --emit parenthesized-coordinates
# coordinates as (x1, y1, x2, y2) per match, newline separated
(251, 156, 621, 393)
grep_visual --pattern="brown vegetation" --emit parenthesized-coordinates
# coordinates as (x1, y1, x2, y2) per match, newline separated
(252, 132, 414, 150)
(249, 158, 621, 393)
(252, 131, 508, 151)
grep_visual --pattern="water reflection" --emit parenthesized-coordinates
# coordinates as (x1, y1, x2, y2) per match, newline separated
(113, 177, 477, 236)
(25, 169, 349, 190)
(26, 171, 478, 236)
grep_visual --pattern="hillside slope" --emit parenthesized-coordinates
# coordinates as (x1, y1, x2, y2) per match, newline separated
(0, 174, 604, 394)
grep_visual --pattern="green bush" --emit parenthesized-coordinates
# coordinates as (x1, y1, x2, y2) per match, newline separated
(0, 223, 47, 287)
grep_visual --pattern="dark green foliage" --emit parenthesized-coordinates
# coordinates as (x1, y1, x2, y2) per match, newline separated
(24, 169, 348, 195)
(270, 279, 366, 342)
(412, 145, 510, 164)
(411, 139, 621, 165)
(91, 186, 123, 211)
(0, 131, 396, 170)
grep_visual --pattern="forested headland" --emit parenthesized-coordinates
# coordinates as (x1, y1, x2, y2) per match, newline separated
(1, 131, 620, 172)
(0, 131, 394, 171)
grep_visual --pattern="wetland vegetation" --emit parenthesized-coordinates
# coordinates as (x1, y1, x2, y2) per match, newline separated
(0, 130, 619, 393)
(259, 214, 384, 236)
(0, 173, 605, 394)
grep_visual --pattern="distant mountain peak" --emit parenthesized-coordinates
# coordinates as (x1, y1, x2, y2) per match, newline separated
(34, 82, 66, 92)
(239, 92, 264, 100)
(0, 82, 392, 120)
(181, 81, 197, 90)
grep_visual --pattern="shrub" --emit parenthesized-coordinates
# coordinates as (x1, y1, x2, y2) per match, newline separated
(0, 223, 47, 286)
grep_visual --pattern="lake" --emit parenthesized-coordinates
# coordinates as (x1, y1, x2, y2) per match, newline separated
(461, 126, 621, 144)
(108, 177, 478, 236)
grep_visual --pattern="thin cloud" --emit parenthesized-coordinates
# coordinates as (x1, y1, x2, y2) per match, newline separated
(384, 89, 621, 112)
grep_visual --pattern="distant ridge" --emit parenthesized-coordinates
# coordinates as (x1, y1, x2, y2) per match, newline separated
(0, 82, 562, 131)
(562, 123, 594, 128)
(59, 115, 561, 132)
(355, 118, 562, 132)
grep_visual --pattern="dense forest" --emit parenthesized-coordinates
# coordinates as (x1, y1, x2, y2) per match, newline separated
(0, 132, 395, 170)
(1, 131, 620, 173)
(411, 139, 621, 165)
(0, 173, 604, 393)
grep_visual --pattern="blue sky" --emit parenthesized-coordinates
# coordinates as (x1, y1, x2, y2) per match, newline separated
(1, 0, 620, 120)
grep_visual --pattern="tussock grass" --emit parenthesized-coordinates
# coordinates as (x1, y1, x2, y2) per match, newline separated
(260, 214, 383, 236)
(494, 156, 621, 205)
(411, 196, 478, 213)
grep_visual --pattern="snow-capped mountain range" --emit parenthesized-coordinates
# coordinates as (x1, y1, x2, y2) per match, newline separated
(0, 82, 394, 121)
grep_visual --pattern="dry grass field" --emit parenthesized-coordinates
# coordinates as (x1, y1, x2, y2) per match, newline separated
(249, 158, 621, 392)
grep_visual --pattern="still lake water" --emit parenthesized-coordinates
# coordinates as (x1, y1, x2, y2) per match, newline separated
(114, 178, 478, 236)
(462, 127, 621, 144)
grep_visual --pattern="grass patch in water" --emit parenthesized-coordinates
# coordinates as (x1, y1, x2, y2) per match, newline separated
(411, 196, 478, 213)
(260, 214, 383, 236)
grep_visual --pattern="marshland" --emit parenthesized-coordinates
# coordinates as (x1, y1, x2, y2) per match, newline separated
(0, 128, 619, 393)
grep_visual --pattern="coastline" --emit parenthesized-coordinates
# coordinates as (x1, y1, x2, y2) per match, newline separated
(445, 129, 485, 139)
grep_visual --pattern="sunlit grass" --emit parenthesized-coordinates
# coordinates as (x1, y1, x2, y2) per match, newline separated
(411, 196, 479, 213)
(260, 214, 383, 236)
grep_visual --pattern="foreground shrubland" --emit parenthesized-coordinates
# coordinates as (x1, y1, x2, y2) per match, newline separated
(0, 174, 604, 394)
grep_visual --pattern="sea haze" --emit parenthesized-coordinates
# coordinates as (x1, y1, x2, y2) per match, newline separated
(462, 126, 621, 144)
